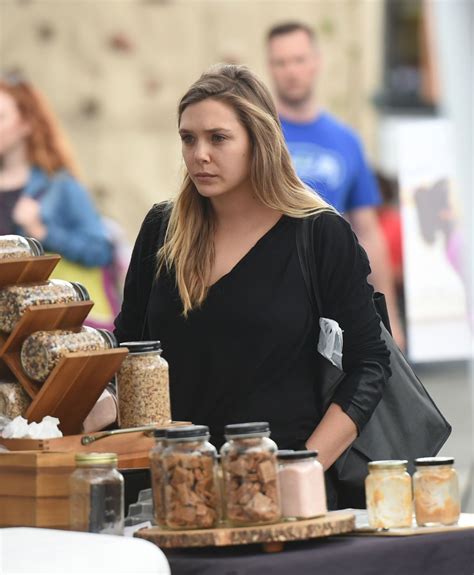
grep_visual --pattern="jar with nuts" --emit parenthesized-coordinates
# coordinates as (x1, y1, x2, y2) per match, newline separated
(0, 235, 44, 260)
(150, 428, 167, 527)
(0, 280, 90, 333)
(220, 422, 281, 526)
(21, 328, 116, 383)
(162, 425, 220, 530)
(117, 341, 171, 428)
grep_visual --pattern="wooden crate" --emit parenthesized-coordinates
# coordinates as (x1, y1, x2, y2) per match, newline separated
(0, 451, 75, 529)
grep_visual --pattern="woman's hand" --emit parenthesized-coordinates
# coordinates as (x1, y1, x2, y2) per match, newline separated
(305, 403, 358, 470)
(12, 197, 47, 240)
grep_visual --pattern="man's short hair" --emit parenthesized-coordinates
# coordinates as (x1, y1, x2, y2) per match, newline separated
(266, 22, 316, 43)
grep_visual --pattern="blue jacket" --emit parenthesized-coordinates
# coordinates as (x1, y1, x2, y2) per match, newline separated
(19, 167, 113, 267)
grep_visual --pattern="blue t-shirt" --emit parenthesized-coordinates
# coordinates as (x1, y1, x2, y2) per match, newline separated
(280, 112, 380, 213)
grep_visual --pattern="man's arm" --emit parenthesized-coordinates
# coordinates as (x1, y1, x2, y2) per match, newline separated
(348, 207, 405, 350)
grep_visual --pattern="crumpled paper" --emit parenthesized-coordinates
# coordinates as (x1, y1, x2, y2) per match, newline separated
(1, 415, 63, 439)
(318, 317, 344, 370)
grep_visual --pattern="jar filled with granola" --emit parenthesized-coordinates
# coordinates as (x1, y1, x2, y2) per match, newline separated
(69, 452, 124, 535)
(150, 428, 167, 527)
(162, 425, 219, 530)
(220, 422, 281, 526)
(413, 457, 460, 526)
(117, 341, 170, 429)
(0, 280, 89, 333)
(277, 450, 327, 519)
(21, 328, 116, 383)
(365, 460, 413, 529)
(0, 235, 44, 260)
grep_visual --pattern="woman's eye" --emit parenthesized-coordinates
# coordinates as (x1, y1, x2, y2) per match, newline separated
(212, 134, 226, 143)
(181, 135, 194, 145)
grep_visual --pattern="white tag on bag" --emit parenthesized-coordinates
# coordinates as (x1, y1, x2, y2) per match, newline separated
(318, 317, 344, 370)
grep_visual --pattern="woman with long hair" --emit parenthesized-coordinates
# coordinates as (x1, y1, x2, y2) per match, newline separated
(0, 71, 112, 266)
(114, 64, 390, 508)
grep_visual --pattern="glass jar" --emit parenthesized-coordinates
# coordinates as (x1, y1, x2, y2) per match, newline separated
(117, 341, 171, 428)
(0, 280, 89, 333)
(162, 425, 219, 529)
(21, 328, 116, 383)
(149, 428, 167, 527)
(413, 457, 460, 526)
(277, 450, 327, 520)
(0, 235, 44, 260)
(0, 381, 31, 418)
(365, 460, 413, 529)
(69, 452, 124, 535)
(220, 422, 281, 526)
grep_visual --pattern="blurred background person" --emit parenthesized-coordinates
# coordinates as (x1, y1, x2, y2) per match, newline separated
(0, 72, 120, 330)
(266, 22, 405, 350)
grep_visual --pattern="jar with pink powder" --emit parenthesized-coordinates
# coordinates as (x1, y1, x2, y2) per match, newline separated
(277, 450, 327, 520)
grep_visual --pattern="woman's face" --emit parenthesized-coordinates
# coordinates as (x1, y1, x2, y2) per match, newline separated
(0, 89, 30, 156)
(179, 98, 252, 200)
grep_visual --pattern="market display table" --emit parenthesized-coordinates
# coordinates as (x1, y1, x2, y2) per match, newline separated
(163, 530, 474, 575)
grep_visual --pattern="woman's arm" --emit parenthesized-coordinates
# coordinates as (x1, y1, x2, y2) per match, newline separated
(305, 212, 391, 468)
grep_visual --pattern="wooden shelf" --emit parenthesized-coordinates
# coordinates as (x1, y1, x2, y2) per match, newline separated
(0, 255, 61, 288)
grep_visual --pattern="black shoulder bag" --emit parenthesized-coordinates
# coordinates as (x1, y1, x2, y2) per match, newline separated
(296, 216, 452, 508)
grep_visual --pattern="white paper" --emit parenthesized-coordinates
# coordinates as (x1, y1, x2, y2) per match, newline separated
(318, 317, 343, 370)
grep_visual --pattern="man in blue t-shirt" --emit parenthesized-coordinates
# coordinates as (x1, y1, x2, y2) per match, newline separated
(266, 21, 404, 348)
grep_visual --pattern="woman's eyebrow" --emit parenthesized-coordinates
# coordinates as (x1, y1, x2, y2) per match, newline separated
(179, 127, 233, 134)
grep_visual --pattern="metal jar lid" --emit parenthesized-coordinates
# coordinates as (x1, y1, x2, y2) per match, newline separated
(25, 237, 44, 256)
(224, 422, 270, 438)
(119, 341, 161, 354)
(415, 456, 455, 467)
(166, 425, 209, 440)
(75, 452, 118, 466)
(97, 329, 118, 348)
(277, 449, 319, 461)
(368, 460, 408, 471)
(70, 282, 90, 301)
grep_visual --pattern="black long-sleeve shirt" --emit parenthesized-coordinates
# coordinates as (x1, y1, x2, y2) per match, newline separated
(114, 204, 390, 449)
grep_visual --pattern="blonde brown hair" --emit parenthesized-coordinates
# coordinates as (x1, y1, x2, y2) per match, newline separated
(160, 64, 331, 315)
(0, 74, 80, 178)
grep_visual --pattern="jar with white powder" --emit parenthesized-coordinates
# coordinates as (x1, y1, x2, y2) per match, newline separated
(277, 450, 327, 520)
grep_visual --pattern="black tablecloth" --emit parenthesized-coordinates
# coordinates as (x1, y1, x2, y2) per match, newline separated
(164, 531, 474, 575)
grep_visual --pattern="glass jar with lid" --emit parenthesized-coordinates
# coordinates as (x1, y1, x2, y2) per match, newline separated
(162, 425, 219, 529)
(413, 457, 460, 526)
(149, 428, 167, 527)
(220, 422, 281, 526)
(0, 280, 89, 333)
(69, 452, 124, 535)
(21, 328, 116, 382)
(117, 341, 170, 428)
(365, 460, 413, 529)
(0, 235, 44, 260)
(277, 450, 327, 520)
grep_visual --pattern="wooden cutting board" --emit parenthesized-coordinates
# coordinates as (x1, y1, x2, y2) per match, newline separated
(136, 511, 355, 550)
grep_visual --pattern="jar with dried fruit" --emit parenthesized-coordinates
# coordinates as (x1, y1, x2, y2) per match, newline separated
(220, 422, 281, 526)
(0, 280, 89, 333)
(413, 457, 460, 526)
(0, 235, 44, 260)
(117, 341, 170, 428)
(69, 452, 124, 535)
(150, 428, 167, 527)
(162, 425, 220, 530)
(21, 328, 116, 383)
(365, 460, 413, 529)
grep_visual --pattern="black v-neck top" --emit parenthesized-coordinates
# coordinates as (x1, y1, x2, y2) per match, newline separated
(114, 204, 390, 449)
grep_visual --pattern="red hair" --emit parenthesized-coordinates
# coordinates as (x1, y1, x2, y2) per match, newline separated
(0, 78, 80, 178)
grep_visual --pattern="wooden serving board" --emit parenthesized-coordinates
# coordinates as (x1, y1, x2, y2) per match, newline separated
(0, 255, 61, 288)
(136, 511, 355, 550)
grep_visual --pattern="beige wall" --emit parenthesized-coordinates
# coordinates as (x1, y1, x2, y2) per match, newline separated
(0, 0, 384, 240)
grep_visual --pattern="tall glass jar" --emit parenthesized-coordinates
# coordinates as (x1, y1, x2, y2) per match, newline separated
(149, 428, 167, 527)
(413, 457, 460, 526)
(0, 235, 44, 260)
(220, 422, 281, 526)
(69, 452, 124, 535)
(21, 328, 116, 382)
(277, 450, 327, 519)
(162, 425, 219, 530)
(0, 280, 89, 333)
(117, 341, 171, 428)
(365, 460, 413, 529)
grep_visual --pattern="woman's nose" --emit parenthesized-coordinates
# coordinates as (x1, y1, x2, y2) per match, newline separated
(194, 141, 211, 163)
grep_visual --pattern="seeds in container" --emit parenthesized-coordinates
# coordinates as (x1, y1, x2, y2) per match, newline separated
(21, 328, 116, 383)
(0, 235, 44, 260)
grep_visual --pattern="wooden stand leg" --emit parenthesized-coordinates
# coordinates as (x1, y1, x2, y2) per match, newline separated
(262, 541, 285, 553)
